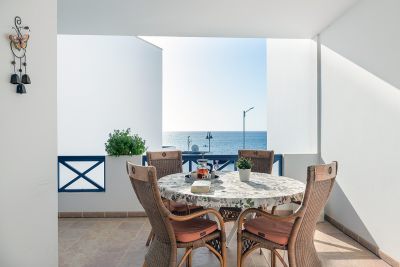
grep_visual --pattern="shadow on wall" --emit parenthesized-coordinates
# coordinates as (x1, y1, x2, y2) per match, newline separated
(326, 181, 377, 247)
(319, 158, 378, 247)
(319, 157, 377, 248)
(312, 157, 377, 249)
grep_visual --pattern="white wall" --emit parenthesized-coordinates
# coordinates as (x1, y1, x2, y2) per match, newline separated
(266, 39, 317, 154)
(0, 1, 58, 266)
(283, 154, 320, 184)
(57, 35, 162, 155)
(266, 40, 320, 220)
(321, 0, 400, 260)
(320, 0, 400, 90)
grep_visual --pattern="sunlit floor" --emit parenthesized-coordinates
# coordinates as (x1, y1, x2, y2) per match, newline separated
(59, 218, 389, 267)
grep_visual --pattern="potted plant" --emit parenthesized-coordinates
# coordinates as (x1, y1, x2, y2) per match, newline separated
(101, 129, 146, 212)
(237, 157, 253, 182)
(105, 128, 146, 165)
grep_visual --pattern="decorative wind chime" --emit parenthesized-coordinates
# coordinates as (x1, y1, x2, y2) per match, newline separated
(9, 16, 31, 94)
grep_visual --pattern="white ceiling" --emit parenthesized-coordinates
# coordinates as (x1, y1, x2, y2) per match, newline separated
(58, 0, 360, 38)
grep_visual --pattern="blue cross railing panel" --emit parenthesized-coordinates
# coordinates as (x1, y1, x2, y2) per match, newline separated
(143, 154, 283, 176)
(58, 156, 105, 192)
(57, 154, 283, 193)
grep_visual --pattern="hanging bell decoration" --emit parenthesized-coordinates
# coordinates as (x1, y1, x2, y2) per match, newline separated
(10, 73, 20, 84)
(9, 16, 30, 94)
(16, 83, 26, 94)
(21, 74, 31, 84)
(10, 59, 20, 84)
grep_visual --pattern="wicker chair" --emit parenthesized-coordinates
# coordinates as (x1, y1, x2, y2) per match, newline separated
(127, 163, 227, 267)
(219, 150, 275, 222)
(147, 151, 183, 180)
(238, 150, 275, 174)
(146, 150, 203, 246)
(237, 161, 338, 267)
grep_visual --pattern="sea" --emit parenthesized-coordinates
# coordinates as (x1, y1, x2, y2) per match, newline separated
(163, 131, 267, 155)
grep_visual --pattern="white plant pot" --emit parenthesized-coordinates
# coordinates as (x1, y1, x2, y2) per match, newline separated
(108, 155, 142, 175)
(124, 155, 143, 165)
(239, 169, 251, 182)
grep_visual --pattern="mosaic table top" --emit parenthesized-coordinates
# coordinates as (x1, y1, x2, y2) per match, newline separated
(158, 171, 305, 209)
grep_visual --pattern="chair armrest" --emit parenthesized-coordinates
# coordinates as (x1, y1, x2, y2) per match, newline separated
(270, 200, 302, 215)
(162, 198, 172, 211)
(291, 200, 302, 205)
(169, 208, 226, 234)
(237, 207, 304, 233)
(271, 206, 277, 215)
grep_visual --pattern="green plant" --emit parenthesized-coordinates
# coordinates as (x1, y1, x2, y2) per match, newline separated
(236, 157, 253, 169)
(105, 128, 146, 156)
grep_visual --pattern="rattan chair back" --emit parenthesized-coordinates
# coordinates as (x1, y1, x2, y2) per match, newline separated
(147, 150, 183, 179)
(238, 150, 274, 174)
(127, 163, 177, 266)
(288, 161, 338, 267)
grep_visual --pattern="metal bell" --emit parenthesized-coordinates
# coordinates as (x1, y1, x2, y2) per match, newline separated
(10, 74, 20, 84)
(21, 74, 31, 84)
(16, 83, 26, 94)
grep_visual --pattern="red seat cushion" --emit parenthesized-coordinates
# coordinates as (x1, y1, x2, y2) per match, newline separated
(171, 217, 218, 243)
(244, 217, 294, 245)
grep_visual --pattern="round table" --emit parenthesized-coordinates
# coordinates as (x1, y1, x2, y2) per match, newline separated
(158, 171, 306, 210)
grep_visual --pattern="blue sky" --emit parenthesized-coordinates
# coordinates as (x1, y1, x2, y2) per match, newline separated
(141, 37, 267, 131)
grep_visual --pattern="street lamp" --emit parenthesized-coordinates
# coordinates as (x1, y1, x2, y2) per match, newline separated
(243, 107, 254, 149)
(187, 136, 192, 151)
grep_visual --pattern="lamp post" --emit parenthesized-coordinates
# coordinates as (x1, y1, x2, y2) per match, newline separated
(205, 131, 213, 152)
(187, 136, 192, 151)
(243, 107, 254, 149)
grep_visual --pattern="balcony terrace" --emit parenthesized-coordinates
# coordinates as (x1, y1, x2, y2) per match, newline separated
(1, 0, 400, 266)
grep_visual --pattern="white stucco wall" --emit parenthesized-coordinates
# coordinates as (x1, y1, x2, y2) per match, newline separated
(320, 0, 400, 90)
(283, 154, 320, 184)
(321, 0, 400, 260)
(57, 35, 162, 155)
(266, 40, 319, 219)
(0, 1, 58, 266)
(266, 39, 317, 154)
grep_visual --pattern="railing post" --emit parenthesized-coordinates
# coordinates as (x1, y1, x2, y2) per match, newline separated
(273, 154, 283, 176)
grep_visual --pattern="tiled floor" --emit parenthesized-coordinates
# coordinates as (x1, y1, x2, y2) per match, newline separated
(59, 218, 389, 267)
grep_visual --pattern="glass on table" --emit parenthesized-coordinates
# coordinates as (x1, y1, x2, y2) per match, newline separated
(197, 159, 209, 179)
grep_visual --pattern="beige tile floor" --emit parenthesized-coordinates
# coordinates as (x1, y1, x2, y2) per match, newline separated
(59, 218, 389, 267)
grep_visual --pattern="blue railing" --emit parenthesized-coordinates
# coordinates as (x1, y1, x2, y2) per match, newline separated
(58, 156, 105, 192)
(58, 154, 283, 192)
(143, 154, 283, 176)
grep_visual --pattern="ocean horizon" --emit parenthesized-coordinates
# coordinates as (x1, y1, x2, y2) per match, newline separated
(163, 131, 267, 155)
